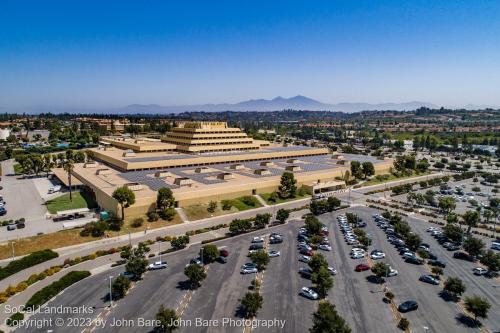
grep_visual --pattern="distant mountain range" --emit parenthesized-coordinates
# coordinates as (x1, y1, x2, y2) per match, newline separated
(115, 96, 438, 114)
(9, 96, 499, 114)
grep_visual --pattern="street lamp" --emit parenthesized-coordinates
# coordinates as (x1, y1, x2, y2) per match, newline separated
(200, 247, 204, 266)
(11, 241, 15, 261)
(158, 242, 162, 262)
(108, 276, 113, 307)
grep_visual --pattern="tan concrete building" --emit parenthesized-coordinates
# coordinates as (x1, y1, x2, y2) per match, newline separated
(71, 122, 392, 218)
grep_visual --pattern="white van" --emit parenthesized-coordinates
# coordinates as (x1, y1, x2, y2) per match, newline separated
(491, 241, 500, 251)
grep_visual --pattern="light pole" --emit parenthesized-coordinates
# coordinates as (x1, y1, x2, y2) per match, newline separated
(159, 242, 162, 262)
(11, 241, 15, 260)
(126, 228, 131, 247)
(108, 276, 113, 307)
(200, 247, 204, 266)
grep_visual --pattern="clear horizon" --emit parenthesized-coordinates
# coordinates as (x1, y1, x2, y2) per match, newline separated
(1, 0, 500, 109)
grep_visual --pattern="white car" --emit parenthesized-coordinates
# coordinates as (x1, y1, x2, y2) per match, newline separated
(299, 287, 319, 300)
(387, 267, 398, 277)
(473, 267, 488, 276)
(252, 236, 264, 243)
(350, 252, 364, 259)
(148, 261, 168, 270)
(268, 250, 281, 257)
(351, 248, 365, 253)
(318, 244, 332, 251)
(371, 252, 386, 260)
(426, 227, 438, 232)
(299, 255, 312, 263)
(327, 266, 337, 275)
(241, 267, 258, 274)
(48, 185, 62, 194)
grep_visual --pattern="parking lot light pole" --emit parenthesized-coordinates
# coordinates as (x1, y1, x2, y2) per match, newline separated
(11, 241, 15, 260)
(108, 276, 113, 307)
(159, 242, 162, 262)
(200, 247, 204, 266)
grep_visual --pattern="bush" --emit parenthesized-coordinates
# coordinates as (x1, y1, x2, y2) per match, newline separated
(131, 218, 144, 228)
(221, 200, 233, 210)
(159, 208, 176, 221)
(80, 221, 108, 237)
(25, 271, 91, 309)
(0, 249, 59, 281)
(147, 211, 159, 222)
(7, 312, 24, 327)
(241, 196, 258, 207)
(398, 318, 410, 330)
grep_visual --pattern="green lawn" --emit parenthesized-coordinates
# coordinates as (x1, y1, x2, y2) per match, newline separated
(260, 192, 310, 205)
(46, 191, 97, 214)
(13, 163, 23, 175)
(182, 196, 262, 221)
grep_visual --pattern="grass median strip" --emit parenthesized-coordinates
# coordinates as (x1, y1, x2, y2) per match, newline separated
(25, 270, 91, 309)
(0, 249, 58, 281)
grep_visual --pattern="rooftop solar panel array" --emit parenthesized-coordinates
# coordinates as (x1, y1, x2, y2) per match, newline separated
(117, 152, 385, 190)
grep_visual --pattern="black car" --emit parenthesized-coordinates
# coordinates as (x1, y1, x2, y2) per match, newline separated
(446, 244, 461, 251)
(453, 251, 474, 262)
(216, 256, 227, 264)
(249, 244, 264, 250)
(484, 270, 499, 279)
(299, 267, 312, 279)
(419, 275, 440, 285)
(398, 300, 418, 313)
(427, 259, 446, 268)
(0, 207, 6, 216)
(16, 222, 25, 229)
(270, 237, 283, 244)
(405, 257, 424, 265)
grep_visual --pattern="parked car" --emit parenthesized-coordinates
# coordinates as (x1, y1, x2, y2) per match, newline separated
(351, 252, 364, 259)
(120, 271, 136, 280)
(427, 259, 446, 268)
(473, 267, 488, 276)
(453, 251, 474, 262)
(249, 243, 264, 251)
(148, 261, 168, 270)
(419, 275, 439, 285)
(299, 267, 312, 279)
(0, 207, 7, 216)
(387, 267, 398, 277)
(318, 244, 332, 251)
(216, 256, 227, 264)
(327, 266, 337, 275)
(6, 223, 16, 231)
(355, 264, 370, 272)
(299, 255, 312, 263)
(252, 236, 264, 243)
(219, 249, 229, 257)
(299, 287, 319, 300)
(398, 300, 418, 313)
(371, 252, 386, 260)
(268, 250, 281, 257)
(241, 267, 258, 274)
(405, 257, 424, 265)
(300, 248, 313, 256)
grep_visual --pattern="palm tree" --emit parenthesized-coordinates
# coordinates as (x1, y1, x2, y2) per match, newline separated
(63, 159, 74, 201)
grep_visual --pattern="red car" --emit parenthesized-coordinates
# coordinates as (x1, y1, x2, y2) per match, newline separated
(355, 264, 370, 272)
(219, 249, 229, 257)
(300, 248, 314, 256)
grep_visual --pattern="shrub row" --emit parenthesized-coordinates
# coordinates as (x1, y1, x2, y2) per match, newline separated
(25, 271, 91, 309)
(0, 249, 58, 281)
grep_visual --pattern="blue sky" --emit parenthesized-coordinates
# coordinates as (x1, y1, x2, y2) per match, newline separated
(1, 0, 500, 109)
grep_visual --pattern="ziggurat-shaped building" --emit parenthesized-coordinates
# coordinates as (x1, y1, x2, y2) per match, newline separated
(68, 122, 392, 218)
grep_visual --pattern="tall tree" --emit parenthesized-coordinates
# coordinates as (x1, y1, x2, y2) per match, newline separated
(278, 172, 297, 199)
(62, 159, 74, 201)
(310, 301, 351, 333)
(463, 211, 480, 235)
(112, 186, 136, 221)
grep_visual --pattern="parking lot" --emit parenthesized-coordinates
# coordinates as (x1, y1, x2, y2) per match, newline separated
(15, 206, 499, 333)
